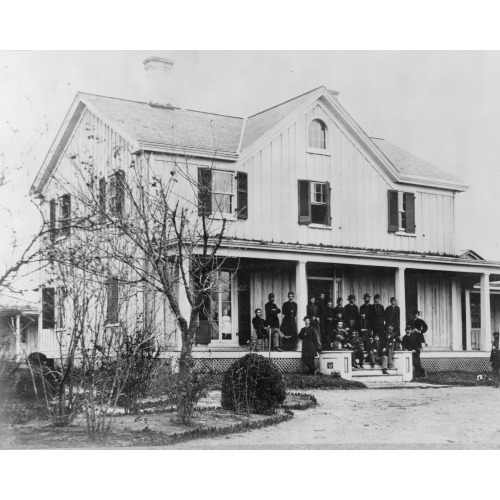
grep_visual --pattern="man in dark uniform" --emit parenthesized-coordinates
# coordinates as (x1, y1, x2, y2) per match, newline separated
(265, 293, 281, 330)
(357, 311, 371, 343)
(316, 293, 326, 338)
(372, 293, 385, 338)
(382, 323, 396, 369)
(407, 310, 428, 378)
(384, 297, 401, 333)
(298, 316, 322, 374)
(360, 293, 373, 323)
(344, 294, 359, 331)
(374, 333, 390, 374)
(402, 325, 425, 378)
(333, 297, 345, 320)
(306, 296, 320, 335)
(323, 298, 335, 349)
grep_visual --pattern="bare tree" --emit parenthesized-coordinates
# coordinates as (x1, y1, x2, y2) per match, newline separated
(44, 150, 237, 423)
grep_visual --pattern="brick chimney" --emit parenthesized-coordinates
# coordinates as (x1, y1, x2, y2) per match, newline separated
(143, 56, 174, 108)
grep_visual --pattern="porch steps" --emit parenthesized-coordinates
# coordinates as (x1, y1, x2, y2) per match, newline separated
(351, 365, 404, 383)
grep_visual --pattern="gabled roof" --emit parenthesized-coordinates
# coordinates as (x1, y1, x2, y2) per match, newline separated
(459, 249, 485, 261)
(31, 86, 468, 196)
(371, 138, 466, 187)
(241, 87, 325, 150)
(81, 93, 244, 155)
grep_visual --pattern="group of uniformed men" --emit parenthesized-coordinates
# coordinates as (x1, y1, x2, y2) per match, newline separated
(252, 291, 428, 378)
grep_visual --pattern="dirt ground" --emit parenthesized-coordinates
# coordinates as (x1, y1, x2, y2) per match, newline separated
(165, 386, 500, 449)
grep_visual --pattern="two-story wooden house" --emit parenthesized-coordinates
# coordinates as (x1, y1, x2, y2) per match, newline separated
(30, 57, 500, 373)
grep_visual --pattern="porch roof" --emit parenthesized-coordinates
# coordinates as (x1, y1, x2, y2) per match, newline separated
(221, 240, 500, 275)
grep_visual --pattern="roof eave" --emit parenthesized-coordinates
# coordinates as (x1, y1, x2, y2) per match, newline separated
(397, 174, 469, 192)
(133, 142, 239, 161)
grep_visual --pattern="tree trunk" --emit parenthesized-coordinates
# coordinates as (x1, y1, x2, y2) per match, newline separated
(176, 309, 199, 423)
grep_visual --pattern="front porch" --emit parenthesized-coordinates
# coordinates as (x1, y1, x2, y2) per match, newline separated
(185, 249, 500, 356)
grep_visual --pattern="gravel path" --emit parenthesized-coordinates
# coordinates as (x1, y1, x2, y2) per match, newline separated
(166, 386, 500, 449)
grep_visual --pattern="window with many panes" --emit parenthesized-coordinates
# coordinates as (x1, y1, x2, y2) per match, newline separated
(298, 179, 331, 226)
(310, 182, 329, 224)
(212, 170, 234, 215)
(59, 194, 71, 236)
(308, 120, 327, 150)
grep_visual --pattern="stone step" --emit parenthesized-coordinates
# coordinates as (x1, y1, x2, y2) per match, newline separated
(352, 373, 404, 383)
(351, 367, 398, 376)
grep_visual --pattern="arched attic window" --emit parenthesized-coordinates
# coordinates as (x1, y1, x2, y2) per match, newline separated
(308, 119, 327, 150)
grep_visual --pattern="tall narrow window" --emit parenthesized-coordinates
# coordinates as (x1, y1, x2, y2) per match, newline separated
(99, 177, 107, 220)
(109, 170, 125, 217)
(106, 278, 119, 324)
(49, 199, 57, 242)
(59, 194, 71, 236)
(308, 120, 327, 149)
(42, 287, 55, 329)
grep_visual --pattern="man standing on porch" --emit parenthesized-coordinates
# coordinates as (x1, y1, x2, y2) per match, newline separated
(402, 325, 425, 379)
(281, 292, 298, 351)
(384, 297, 401, 333)
(360, 293, 373, 323)
(298, 316, 322, 374)
(344, 294, 359, 330)
(333, 297, 345, 320)
(407, 310, 428, 378)
(372, 294, 386, 338)
(265, 293, 281, 330)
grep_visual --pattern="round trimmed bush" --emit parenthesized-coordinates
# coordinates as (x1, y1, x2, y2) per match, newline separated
(221, 353, 286, 414)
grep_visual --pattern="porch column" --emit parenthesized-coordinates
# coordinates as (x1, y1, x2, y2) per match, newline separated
(295, 260, 308, 352)
(450, 278, 462, 351)
(464, 289, 471, 350)
(395, 266, 406, 332)
(15, 314, 21, 360)
(480, 272, 491, 351)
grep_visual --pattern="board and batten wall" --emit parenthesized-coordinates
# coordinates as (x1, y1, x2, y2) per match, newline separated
(234, 103, 457, 255)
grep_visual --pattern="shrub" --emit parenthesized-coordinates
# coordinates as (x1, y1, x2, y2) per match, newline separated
(221, 354, 286, 414)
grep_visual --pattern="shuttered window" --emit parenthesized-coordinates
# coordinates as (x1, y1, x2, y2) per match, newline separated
(198, 167, 248, 219)
(236, 172, 248, 219)
(49, 199, 57, 242)
(59, 194, 71, 236)
(298, 180, 331, 226)
(99, 177, 106, 220)
(106, 278, 119, 324)
(109, 170, 125, 217)
(42, 287, 55, 329)
(388, 190, 415, 234)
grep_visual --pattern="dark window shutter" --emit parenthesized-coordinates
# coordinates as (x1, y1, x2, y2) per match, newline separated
(99, 177, 106, 220)
(298, 180, 311, 225)
(404, 192, 416, 234)
(325, 181, 332, 226)
(42, 287, 55, 329)
(106, 279, 119, 324)
(115, 171, 125, 217)
(388, 190, 399, 232)
(236, 171, 248, 220)
(60, 194, 71, 236)
(198, 167, 212, 216)
(49, 199, 56, 242)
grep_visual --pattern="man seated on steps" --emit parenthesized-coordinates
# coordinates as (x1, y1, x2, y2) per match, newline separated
(347, 330, 365, 369)
(252, 308, 291, 352)
(374, 333, 391, 374)
(381, 323, 397, 369)
(364, 330, 376, 368)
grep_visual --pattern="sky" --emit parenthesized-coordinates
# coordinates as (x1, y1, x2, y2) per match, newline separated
(2, 50, 500, 298)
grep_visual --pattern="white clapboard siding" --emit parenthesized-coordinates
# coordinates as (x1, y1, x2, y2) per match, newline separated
(232, 102, 457, 254)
